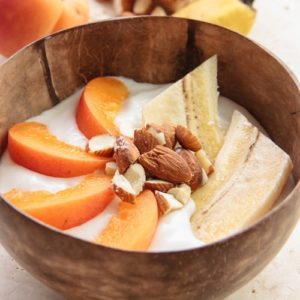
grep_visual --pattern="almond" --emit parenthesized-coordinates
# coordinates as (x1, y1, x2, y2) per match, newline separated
(146, 127, 166, 145)
(175, 125, 202, 152)
(195, 149, 214, 175)
(201, 168, 209, 186)
(114, 136, 140, 174)
(113, 0, 135, 15)
(121, 11, 136, 17)
(146, 123, 176, 149)
(157, 0, 193, 14)
(154, 191, 183, 215)
(87, 134, 116, 157)
(134, 128, 159, 154)
(177, 148, 202, 191)
(105, 161, 118, 176)
(133, 0, 154, 14)
(112, 170, 136, 204)
(112, 164, 146, 204)
(144, 179, 175, 192)
(167, 183, 191, 205)
(124, 163, 146, 196)
(138, 145, 192, 184)
(151, 6, 167, 16)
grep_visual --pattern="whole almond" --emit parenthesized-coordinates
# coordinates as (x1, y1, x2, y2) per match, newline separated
(175, 125, 202, 152)
(134, 128, 159, 154)
(138, 145, 192, 184)
(177, 148, 202, 191)
(114, 136, 140, 174)
(146, 123, 176, 149)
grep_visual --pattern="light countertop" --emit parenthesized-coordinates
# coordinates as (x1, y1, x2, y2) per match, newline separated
(0, 0, 299, 299)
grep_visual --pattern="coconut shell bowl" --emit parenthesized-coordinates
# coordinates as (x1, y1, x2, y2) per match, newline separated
(0, 17, 299, 300)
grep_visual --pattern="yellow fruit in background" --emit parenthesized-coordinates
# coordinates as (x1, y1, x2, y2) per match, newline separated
(173, 0, 256, 36)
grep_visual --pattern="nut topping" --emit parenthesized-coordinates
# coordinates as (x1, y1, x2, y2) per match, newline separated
(144, 179, 175, 192)
(177, 148, 202, 191)
(201, 168, 209, 186)
(112, 170, 136, 204)
(154, 191, 183, 215)
(134, 128, 159, 154)
(121, 11, 136, 17)
(124, 163, 146, 196)
(87, 134, 116, 157)
(105, 161, 118, 176)
(112, 163, 146, 204)
(195, 149, 214, 175)
(151, 6, 167, 16)
(138, 145, 192, 184)
(113, 0, 135, 15)
(114, 136, 140, 174)
(133, 0, 154, 14)
(146, 123, 176, 149)
(111, 123, 212, 205)
(175, 125, 202, 152)
(167, 183, 191, 205)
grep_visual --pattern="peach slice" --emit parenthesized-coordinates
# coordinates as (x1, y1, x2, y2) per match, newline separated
(53, 0, 89, 32)
(96, 190, 158, 251)
(4, 173, 114, 230)
(76, 77, 129, 138)
(8, 122, 110, 178)
(0, 0, 63, 57)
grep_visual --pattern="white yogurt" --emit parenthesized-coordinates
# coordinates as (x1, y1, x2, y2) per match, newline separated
(0, 77, 260, 252)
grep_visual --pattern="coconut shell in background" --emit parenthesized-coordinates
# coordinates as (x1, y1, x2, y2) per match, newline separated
(0, 17, 299, 300)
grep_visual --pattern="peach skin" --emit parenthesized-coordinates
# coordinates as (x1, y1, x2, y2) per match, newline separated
(53, 0, 89, 32)
(8, 122, 110, 178)
(0, 0, 63, 56)
(4, 172, 114, 230)
(76, 77, 129, 138)
(96, 190, 158, 251)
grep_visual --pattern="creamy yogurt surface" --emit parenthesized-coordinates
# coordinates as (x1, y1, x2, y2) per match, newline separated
(0, 77, 260, 252)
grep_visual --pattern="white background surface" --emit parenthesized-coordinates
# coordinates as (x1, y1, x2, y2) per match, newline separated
(0, 0, 299, 299)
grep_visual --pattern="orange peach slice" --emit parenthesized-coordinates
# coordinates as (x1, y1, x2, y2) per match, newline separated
(0, 0, 63, 56)
(4, 173, 114, 230)
(96, 190, 158, 251)
(53, 0, 89, 32)
(8, 122, 110, 178)
(76, 77, 129, 138)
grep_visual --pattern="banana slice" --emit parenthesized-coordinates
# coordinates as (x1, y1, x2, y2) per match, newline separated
(192, 111, 293, 243)
(192, 110, 258, 210)
(143, 56, 223, 161)
(173, 0, 256, 36)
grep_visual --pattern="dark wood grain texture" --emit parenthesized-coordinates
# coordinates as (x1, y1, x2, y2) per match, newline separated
(0, 17, 299, 300)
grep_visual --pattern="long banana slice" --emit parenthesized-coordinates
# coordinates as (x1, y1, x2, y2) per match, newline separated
(192, 111, 293, 243)
(143, 56, 223, 161)
(192, 110, 258, 211)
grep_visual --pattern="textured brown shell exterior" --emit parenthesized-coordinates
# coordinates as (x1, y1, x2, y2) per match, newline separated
(0, 17, 299, 300)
